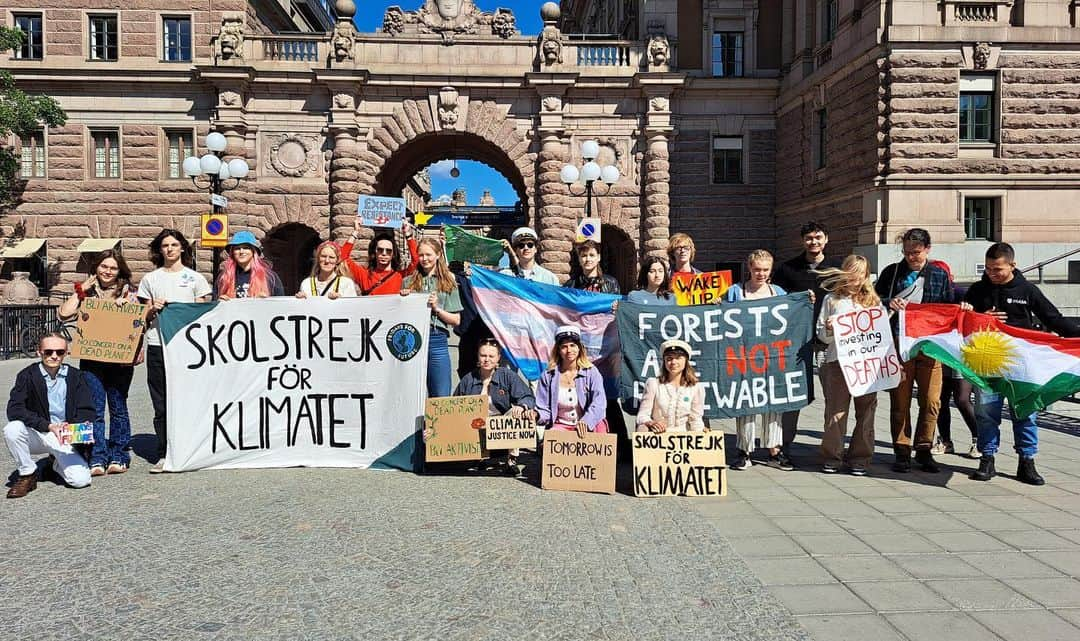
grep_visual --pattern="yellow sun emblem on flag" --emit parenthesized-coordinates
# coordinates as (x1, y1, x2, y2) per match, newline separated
(960, 329, 1017, 378)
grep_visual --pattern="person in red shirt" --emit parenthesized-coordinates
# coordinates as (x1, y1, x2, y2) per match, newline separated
(340, 219, 419, 295)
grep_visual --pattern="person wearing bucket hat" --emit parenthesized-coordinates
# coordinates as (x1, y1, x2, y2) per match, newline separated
(536, 325, 608, 439)
(499, 227, 558, 285)
(216, 230, 284, 300)
(636, 339, 706, 433)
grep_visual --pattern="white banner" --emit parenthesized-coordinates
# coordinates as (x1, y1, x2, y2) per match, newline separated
(161, 296, 431, 471)
(832, 304, 902, 396)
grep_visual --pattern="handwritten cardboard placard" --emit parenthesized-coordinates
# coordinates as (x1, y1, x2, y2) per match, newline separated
(833, 305, 901, 395)
(70, 297, 148, 364)
(671, 270, 733, 306)
(540, 430, 617, 494)
(424, 395, 487, 463)
(358, 195, 406, 229)
(484, 413, 537, 450)
(632, 431, 727, 497)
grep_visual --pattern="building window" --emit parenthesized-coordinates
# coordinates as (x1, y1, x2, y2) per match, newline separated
(19, 131, 46, 178)
(89, 15, 118, 61)
(13, 13, 43, 60)
(815, 109, 828, 169)
(711, 32, 744, 77)
(712, 136, 743, 184)
(960, 74, 995, 143)
(163, 17, 192, 62)
(964, 198, 996, 241)
(166, 130, 194, 178)
(91, 130, 120, 178)
(823, 0, 839, 42)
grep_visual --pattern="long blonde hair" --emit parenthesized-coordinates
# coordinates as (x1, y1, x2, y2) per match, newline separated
(548, 336, 594, 371)
(818, 255, 880, 308)
(406, 238, 456, 293)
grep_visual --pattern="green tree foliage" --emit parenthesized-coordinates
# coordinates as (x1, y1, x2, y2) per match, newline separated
(1, 26, 67, 203)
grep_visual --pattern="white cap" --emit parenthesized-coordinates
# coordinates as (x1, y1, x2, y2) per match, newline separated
(554, 325, 581, 344)
(511, 227, 538, 244)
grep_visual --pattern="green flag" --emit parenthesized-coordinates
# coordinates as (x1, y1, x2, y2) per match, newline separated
(444, 225, 505, 266)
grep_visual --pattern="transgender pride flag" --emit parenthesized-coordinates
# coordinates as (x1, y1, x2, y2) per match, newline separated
(468, 266, 622, 385)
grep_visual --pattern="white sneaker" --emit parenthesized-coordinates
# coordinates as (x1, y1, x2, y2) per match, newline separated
(930, 440, 946, 456)
(967, 442, 981, 459)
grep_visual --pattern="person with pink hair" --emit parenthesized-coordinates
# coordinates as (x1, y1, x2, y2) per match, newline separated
(216, 231, 285, 300)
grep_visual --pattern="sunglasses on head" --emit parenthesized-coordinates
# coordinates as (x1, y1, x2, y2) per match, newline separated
(514, 241, 536, 249)
(42, 349, 66, 357)
(479, 338, 500, 347)
(375, 247, 394, 255)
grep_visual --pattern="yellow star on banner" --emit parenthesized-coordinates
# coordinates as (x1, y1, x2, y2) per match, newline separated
(414, 211, 432, 226)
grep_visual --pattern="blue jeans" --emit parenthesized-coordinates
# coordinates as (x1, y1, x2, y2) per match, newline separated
(427, 329, 452, 398)
(975, 389, 1038, 458)
(81, 360, 134, 467)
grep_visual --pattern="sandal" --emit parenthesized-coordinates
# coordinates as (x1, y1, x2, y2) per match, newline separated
(90, 465, 106, 477)
(106, 462, 127, 475)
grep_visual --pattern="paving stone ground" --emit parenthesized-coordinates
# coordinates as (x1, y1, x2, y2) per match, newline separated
(2, 352, 1080, 641)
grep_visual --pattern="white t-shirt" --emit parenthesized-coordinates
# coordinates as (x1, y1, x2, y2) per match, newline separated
(137, 267, 212, 346)
(297, 275, 358, 298)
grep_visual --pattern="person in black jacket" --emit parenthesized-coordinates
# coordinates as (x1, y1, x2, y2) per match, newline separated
(964, 242, 1080, 485)
(4, 333, 97, 498)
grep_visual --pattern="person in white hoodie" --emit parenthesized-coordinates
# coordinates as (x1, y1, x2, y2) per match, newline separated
(815, 255, 881, 475)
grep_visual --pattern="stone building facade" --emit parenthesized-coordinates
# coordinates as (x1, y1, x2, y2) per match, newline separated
(3, 0, 1080, 300)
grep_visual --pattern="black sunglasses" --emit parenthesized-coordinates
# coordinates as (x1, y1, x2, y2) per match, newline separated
(514, 241, 536, 249)
(42, 349, 66, 357)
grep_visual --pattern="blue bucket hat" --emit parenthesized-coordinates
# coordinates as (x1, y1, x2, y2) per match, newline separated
(225, 230, 262, 253)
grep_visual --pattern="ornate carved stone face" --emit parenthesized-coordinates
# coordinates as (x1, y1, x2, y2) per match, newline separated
(436, 0, 462, 19)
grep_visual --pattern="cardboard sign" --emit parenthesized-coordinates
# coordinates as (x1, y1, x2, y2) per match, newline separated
(632, 431, 727, 497)
(58, 421, 94, 446)
(70, 297, 148, 364)
(424, 395, 487, 463)
(671, 270, 733, 306)
(484, 413, 537, 450)
(540, 430, 617, 494)
(575, 217, 601, 243)
(833, 304, 902, 395)
(358, 195, 406, 229)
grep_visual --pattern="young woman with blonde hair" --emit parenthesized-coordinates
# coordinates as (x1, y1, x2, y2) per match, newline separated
(726, 249, 790, 470)
(405, 237, 462, 397)
(816, 254, 881, 475)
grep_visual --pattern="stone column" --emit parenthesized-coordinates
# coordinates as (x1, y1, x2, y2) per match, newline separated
(536, 132, 573, 281)
(329, 127, 362, 243)
(642, 132, 671, 259)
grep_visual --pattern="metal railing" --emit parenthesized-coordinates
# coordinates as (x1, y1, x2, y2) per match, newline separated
(1020, 247, 1080, 283)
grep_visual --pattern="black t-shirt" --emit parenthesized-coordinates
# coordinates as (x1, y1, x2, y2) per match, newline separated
(772, 253, 844, 320)
(234, 267, 285, 298)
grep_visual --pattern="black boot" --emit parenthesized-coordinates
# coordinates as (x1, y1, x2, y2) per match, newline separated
(970, 455, 996, 481)
(915, 449, 940, 473)
(892, 452, 911, 473)
(1017, 457, 1045, 486)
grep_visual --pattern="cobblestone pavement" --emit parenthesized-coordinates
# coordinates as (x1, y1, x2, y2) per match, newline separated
(3, 355, 1080, 641)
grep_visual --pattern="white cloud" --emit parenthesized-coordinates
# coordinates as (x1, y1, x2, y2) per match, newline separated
(427, 159, 456, 180)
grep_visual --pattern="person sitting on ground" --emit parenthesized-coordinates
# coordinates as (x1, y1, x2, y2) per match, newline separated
(57, 249, 140, 476)
(965, 242, 1080, 485)
(296, 240, 357, 299)
(636, 339, 706, 433)
(452, 338, 536, 473)
(4, 333, 96, 498)
(627, 256, 676, 305)
(500, 226, 559, 285)
(816, 255, 880, 476)
(564, 240, 620, 294)
(727, 250, 792, 471)
(536, 325, 608, 438)
(667, 233, 702, 275)
(216, 230, 285, 299)
(341, 220, 419, 296)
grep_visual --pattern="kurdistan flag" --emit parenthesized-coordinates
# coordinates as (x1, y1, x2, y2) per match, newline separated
(901, 303, 1080, 417)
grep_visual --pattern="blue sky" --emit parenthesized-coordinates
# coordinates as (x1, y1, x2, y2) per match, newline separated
(354, 2, 543, 206)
